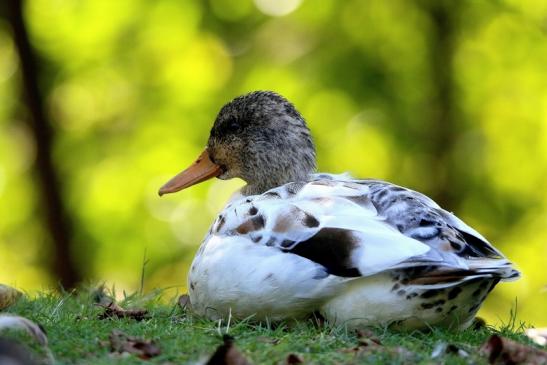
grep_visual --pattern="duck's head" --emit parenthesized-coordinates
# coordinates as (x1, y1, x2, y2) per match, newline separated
(159, 91, 316, 196)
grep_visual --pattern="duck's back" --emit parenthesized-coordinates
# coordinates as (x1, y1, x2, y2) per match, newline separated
(188, 174, 519, 328)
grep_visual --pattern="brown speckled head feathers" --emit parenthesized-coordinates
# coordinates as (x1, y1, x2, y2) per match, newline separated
(207, 91, 316, 195)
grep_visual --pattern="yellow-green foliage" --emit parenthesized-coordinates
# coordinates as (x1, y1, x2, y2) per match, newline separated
(0, 0, 545, 327)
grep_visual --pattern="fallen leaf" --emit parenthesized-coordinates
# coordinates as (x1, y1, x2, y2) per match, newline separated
(285, 353, 304, 364)
(480, 334, 547, 364)
(526, 328, 547, 346)
(355, 329, 376, 338)
(109, 330, 160, 360)
(97, 301, 148, 321)
(0, 314, 48, 346)
(206, 335, 252, 365)
(0, 284, 22, 310)
(178, 294, 191, 311)
(356, 329, 382, 346)
(340, 330, 414, 361)
(340, 330, 383, 354)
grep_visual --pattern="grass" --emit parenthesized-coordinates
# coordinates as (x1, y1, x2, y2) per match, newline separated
(0, 288, 539, 364)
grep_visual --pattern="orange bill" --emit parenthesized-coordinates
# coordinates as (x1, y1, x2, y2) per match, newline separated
(158, 149, 221, 196)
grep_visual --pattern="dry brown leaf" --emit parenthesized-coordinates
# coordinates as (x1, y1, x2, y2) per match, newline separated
(285, 353, 304, 364)
(109, 330, 160, 360)
(178, 294, 191, 311)
(480, 334, 547, 364)
(97, 301, 148, 321)
(206, 335, 252, 365)
(356, 329, 382, 346)
(340, 329, 414, 361)
(340, 330, 382, 354)
(0, 284, 22, 310)
(340, 329, 382, 352)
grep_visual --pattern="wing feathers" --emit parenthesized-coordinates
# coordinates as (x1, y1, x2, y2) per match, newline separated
(287, 228, 361, 277)
(212, 174, 518, 282)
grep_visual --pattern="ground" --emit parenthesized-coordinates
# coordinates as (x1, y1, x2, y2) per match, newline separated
(0, 288, 542, 364)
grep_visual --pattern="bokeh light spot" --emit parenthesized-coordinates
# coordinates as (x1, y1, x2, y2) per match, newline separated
(254, 0, 302, 16)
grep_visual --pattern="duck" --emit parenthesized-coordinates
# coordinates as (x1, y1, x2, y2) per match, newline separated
(159, 91, 519, 330)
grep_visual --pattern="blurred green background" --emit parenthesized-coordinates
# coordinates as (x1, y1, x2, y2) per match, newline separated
(0, 0, 545, 326)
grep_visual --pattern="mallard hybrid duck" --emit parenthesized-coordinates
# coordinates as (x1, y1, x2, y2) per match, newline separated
(159, 91, 519, 330)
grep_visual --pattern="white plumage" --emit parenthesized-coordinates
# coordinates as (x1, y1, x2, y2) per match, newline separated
(187, 174, 519, 329)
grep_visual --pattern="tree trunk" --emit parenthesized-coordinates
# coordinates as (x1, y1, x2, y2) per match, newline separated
(4, 0, 81, 288)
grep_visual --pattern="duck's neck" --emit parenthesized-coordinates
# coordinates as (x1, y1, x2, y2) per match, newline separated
(239, 117, 317, 196)
(241, 163, 315, 196)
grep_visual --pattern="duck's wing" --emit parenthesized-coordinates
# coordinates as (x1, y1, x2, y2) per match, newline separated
(210, 174, 519, 282)
(360, 178, 520, 283)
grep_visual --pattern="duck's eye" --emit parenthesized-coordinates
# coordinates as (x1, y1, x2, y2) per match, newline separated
(226, 119, 241, 132)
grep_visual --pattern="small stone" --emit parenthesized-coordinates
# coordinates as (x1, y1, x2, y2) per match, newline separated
(0, 285, 22, 310)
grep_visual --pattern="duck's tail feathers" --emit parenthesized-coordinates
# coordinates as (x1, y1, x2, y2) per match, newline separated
(404, 258, 520, 290)
(466, 258, 521, 282)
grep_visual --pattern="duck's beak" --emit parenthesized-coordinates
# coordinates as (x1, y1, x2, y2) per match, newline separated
(158, 149, 222, 196)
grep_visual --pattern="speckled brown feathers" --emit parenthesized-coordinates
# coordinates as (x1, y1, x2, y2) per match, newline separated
(207, 91, 316, 195)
